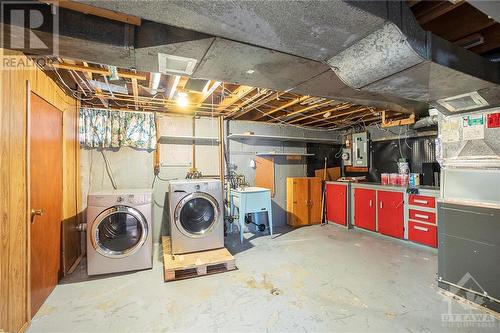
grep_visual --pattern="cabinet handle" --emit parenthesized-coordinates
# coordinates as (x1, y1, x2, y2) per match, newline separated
(369, 200, 372, 207)
(414, 225, 428, 232)
(414, 199, 428, 204)
(415, 213, 429, 219)
(379, 201, 383, 209)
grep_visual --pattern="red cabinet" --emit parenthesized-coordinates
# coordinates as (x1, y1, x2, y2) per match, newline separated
(354, 188, 376, 231)
(326, 184, 347, 225)
(408, 221, 437, 247)
(409, 194, 435, 208)
(377, 190, 404, 239)
(409, 209, 436, 224)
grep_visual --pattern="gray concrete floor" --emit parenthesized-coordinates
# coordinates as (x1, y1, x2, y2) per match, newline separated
(29, 224, 499, 332)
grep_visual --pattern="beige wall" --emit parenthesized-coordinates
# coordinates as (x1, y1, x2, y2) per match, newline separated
(0, 50, 80, 333)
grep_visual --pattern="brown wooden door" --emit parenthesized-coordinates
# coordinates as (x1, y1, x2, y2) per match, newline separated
(308, 178, 322, 224)
(287, 178, 309, 227)
(30, 93, 63, 317)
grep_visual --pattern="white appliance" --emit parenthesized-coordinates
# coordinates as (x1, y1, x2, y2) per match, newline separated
(86, 189, 153, 275)
(169, 179, 224, 254)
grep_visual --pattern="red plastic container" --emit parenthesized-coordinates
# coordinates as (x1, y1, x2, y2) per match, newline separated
(381, 173, 390, 185)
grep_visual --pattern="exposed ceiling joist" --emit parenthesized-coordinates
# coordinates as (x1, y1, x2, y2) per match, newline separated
(287, 103, 352, 124)
(271, 100, 332, 122)
(231, 91, 285, 119)
(43, 0, 142, 25)
(82, 61, 108, 107)
(253, 95, 310, 120)
(52, 63, 147, 80)
(300, 106, 371, 126)
(131, 77, 139, 110)
(216, 85, 254, 112)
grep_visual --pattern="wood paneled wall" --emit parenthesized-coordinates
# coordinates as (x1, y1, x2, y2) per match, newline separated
(0, 49, 80, 333)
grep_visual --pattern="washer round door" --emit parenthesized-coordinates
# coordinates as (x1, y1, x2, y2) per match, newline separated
(91, 205, 148, 258)
(174, 192, 220, 238)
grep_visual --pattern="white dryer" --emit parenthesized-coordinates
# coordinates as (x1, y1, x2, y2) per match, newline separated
(169, 179, 223, 254)
(86, 189, 153, 275)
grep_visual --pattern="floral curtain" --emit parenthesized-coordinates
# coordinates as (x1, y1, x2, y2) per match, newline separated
(79, 108, 157, 150)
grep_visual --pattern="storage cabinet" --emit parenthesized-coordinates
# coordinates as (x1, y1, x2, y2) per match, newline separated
(408, 221, 437, 247)
(326, 183, 347, 225)
(354, 188, 376, 231)
(409, 194, 436, 208)
(408, 193, 438, 248)
(377, 190, 404, 239)
(287, 177, 322, 227)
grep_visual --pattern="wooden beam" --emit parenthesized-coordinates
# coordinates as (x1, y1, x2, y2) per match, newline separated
(232, 91, 286, 119)
(415, 1, 464, 25)
(82, 61, 108, 108)
(271, 100, 332, 122)
(225, 90, 267, 118)
(253, 95, 310, 120)
(51, 62, 147, 81)
(300, 107, 371, 126)
(216, 85, 254, 112)
(43, 0, 142, 25)
(381, 111, 415, 128)
(287, 103, 351, 124)
(131, 78, 139, 110)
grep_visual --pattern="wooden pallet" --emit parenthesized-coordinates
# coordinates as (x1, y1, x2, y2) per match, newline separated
(162, 236, 236, 282)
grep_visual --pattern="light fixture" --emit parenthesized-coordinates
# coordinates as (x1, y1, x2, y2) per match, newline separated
(176, 91, 188, 108)
(246, 69, 255, 74)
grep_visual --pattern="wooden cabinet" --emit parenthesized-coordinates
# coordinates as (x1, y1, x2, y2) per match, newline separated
(354, 188, 376, 231)
(326, 183, 347, 226)
(377, 190, 404, 239)
(287, 177, 322, 227)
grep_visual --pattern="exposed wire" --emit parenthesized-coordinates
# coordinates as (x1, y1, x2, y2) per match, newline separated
(100, 150, 118, 189)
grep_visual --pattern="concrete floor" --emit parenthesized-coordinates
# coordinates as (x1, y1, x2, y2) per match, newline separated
(29, 224, 498, 332)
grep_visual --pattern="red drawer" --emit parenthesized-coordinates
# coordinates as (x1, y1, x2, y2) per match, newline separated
(409, 194, 436, 208)
(408, 221, 437, 248)
(409, 209, 436, 224)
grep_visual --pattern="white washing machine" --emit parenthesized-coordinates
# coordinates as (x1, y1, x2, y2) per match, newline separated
(169, 179, 224, 254)
(86, 189, 153, 275)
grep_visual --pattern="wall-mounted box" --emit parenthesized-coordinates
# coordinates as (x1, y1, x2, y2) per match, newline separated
(352, 132, 369, 167)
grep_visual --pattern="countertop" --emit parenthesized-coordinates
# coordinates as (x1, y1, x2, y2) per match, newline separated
(326, 181, 440, 194)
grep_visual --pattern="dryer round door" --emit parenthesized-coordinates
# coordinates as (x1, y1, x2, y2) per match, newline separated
(91, 205, 148, 258)
(174, 192, 220, 238)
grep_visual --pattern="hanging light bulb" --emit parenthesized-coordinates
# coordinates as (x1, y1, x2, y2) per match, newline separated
(176, 92, 188, 108)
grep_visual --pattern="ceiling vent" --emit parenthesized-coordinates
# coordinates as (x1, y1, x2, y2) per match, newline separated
(436, 92, 489, 112)
(158, 53, 197, 75)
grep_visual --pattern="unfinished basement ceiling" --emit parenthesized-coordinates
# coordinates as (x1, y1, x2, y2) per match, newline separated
(47, 58, 406, 129)
(65, 0, 500, 116)
(3, 0, 500, 118)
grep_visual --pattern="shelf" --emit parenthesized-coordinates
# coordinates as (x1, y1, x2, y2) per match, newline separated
(227, 133, 337, 144)
(255, 152, 314, 157)
(158, 135, 220, 145)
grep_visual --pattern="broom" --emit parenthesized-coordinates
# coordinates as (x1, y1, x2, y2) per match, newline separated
(320, 157, 328, 226)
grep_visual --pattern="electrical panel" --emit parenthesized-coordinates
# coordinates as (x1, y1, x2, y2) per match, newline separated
(352, 132, 369, 167)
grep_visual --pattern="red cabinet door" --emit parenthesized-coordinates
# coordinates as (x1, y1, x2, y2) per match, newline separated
(377, 190, 404, 239)
(326, 184, 347, 225)
(354, 188, 376, 231)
